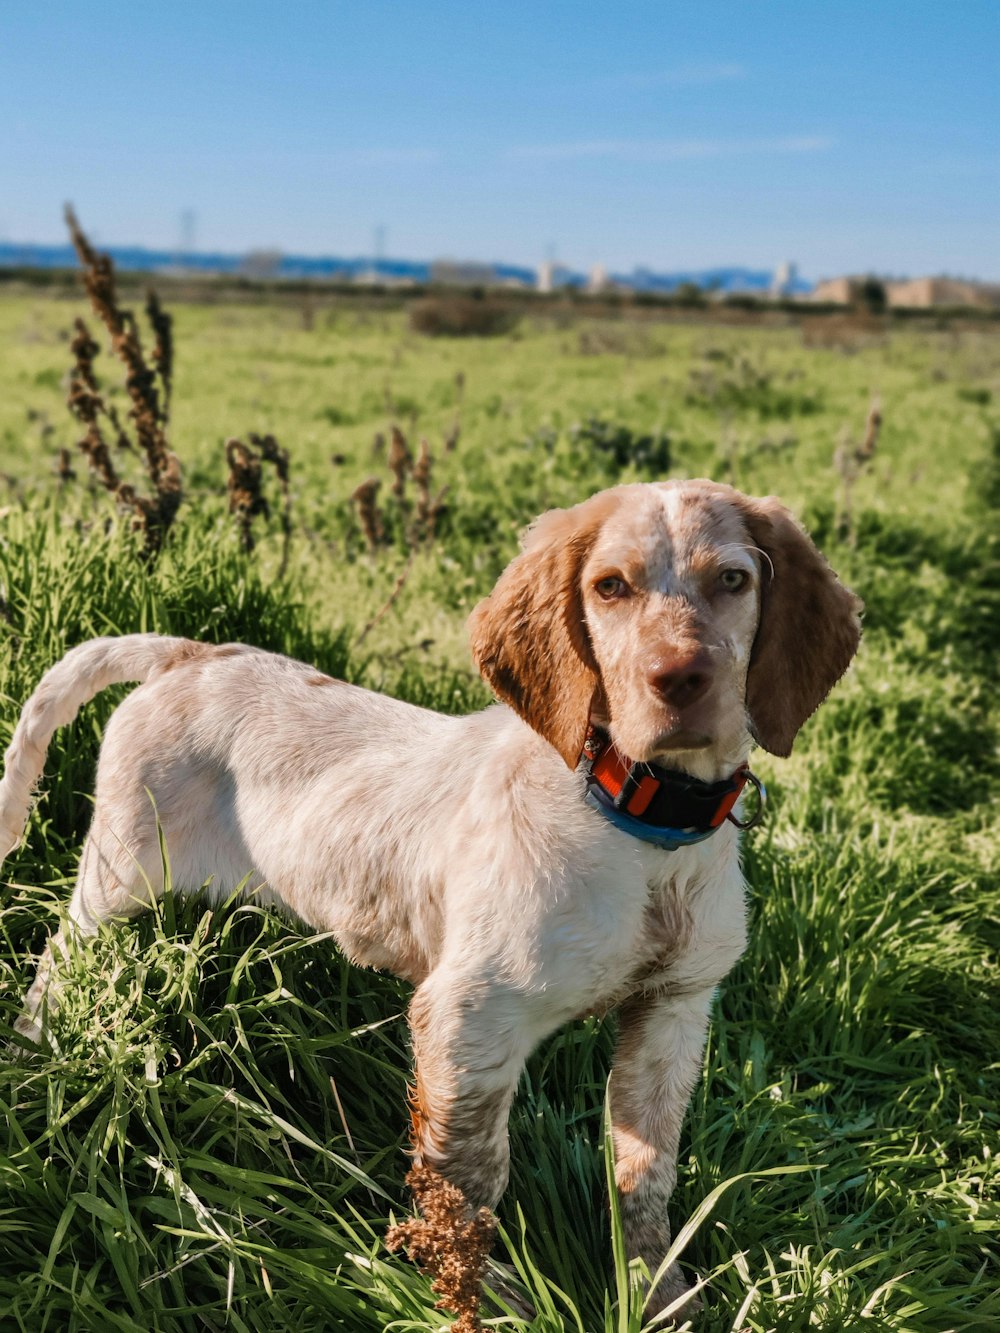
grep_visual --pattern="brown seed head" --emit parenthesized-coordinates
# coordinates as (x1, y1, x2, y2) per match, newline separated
(385, 1165, 496, 1333)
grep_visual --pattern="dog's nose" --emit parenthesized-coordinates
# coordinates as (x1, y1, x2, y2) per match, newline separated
(647, 649, 713, 709)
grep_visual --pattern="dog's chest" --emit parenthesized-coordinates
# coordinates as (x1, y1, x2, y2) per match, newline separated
(629, 880, 694, 983)
(597, 866, 746, 1012)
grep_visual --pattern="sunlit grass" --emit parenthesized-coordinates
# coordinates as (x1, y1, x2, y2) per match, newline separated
(0, 296, 996, 1329)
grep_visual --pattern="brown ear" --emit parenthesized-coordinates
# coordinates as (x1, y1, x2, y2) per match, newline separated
(737, 495, 862, 757)
(468, 494, 618, 768)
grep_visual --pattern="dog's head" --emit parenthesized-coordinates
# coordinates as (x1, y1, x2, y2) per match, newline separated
(469, 480, 861, 769)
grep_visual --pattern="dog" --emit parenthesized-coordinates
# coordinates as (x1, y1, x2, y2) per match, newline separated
(2, 479, 860, 1314)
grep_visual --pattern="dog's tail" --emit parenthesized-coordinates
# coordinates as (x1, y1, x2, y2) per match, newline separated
(0, 634, 193, 865)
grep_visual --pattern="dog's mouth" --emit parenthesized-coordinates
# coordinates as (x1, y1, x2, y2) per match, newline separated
(648, 727, 712, 757)
(606, 709, 716, 764)
(612, 725, 714, 764)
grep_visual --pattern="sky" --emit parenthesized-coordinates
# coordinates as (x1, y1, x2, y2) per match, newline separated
(2, 1, 998, 280)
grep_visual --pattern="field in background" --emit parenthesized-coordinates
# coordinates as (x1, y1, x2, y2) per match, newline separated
(0, 291, 996, 1330)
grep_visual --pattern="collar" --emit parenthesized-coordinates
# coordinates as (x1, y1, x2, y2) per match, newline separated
(581, 726, 765, 851)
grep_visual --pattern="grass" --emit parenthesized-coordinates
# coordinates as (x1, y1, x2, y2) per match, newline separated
(0, 291, 997, 1330)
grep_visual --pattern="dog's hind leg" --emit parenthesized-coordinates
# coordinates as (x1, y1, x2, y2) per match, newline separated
(0, 635, 194, 1044)
(16, 814, 166, 1045)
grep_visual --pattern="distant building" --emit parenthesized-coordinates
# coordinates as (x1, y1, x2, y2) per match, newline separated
(240, 249, 283, 279)
(811, 276, 866, 305)
(886, 277, 1000, 310)
(771, 261, 798, 298)
(430, 259, 497, 287)
(353, 268, 417, 288)
(537, 261, 574, 293)
(813, 274, 1000, 309)
(587, 263, 611, 294)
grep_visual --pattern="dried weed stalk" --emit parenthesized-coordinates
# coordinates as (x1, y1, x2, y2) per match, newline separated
(353, 547, 418, 649)
(54, 448, 76, 485)
(376, 425, 448, 542)
(225, 433, 292, 571)
(858, 396, 882, 461)
(226, 438, 268, 553)
(350, 426, 451, 643)
(64, 206, 182, 553)
(385, 1165, 496, 1333)
(351, 477, 384, 552)
(388, 425, 413, 500)
(412, 437, 448, 544)
(67, 317, 132, 455)
(67, 319, 122, 497)
(145, 288, 173, 422)
(834, 395, 882, 544)
(250, 431, 292, 576)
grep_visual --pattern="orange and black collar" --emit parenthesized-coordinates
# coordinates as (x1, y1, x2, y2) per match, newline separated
(581, 726, 765, 850)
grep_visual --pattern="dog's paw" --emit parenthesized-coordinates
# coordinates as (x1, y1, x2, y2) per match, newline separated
(9, 1011, 55, 1057)
(483, 1259, 537, 1321)
(643, 1261, 703, 1326)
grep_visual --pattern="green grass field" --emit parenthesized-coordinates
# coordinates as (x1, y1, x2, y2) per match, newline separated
(0, 292, 996, 1331)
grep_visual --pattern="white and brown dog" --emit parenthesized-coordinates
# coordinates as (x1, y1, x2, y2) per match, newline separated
(2, 480, 860, 1313)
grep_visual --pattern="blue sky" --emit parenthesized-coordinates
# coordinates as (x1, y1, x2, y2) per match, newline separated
(2, 1, 997, 279)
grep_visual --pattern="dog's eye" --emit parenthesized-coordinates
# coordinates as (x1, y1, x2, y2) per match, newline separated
(594, 576, 629, 600)
(718, 568, 748, 592)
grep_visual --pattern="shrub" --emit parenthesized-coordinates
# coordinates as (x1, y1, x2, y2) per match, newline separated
(685, 349, 822, 417)
(568, 415, 671, 475)
(858, 275, 887, 314)
(409, 295, 517, 338)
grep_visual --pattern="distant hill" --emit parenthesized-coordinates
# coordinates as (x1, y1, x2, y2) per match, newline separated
(0, 242, 812, 295)
(623, 265, 812, 295)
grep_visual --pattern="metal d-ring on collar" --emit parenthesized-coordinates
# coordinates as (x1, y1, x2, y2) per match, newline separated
(727, 769, 767, 829)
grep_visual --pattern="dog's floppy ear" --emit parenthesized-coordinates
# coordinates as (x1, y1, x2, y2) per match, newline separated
(469, 494, 618, 768)
(736, 495, 862, 757)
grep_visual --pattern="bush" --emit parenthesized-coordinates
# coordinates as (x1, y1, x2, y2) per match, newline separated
(568, 415, 672, 475)
(408, 295, 517, 338)
(858, 275, 887, 314)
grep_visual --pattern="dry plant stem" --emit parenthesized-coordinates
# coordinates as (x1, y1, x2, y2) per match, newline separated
(64, 205, 182, 553)
(353, 547, 418, 649)
(833, 432, 856, 545)
(413, 438, 432, 539)
(351, 477, 384, 552)
(67, 317, 123, 498)
(388, 425, 412, 500)
(68, 318, 132, 453)
(385, 1165, 496, 1333)
(409, 438, 449, 545)
(834, 395, 882, 545)
(54, 449, 76, 485)
(858, 396, 882, 460)
(329, 1076, 380, 1209)
(145, 289, 174, 422)
(250, 432, 292, 578)
(226, 438, 269, 553)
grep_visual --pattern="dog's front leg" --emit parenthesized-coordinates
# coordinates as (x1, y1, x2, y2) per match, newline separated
(609, 985, 715, 1316)
(406, 968, 541, 1211)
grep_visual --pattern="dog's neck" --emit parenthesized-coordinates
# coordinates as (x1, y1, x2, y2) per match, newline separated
(580, 725, 765, 851)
